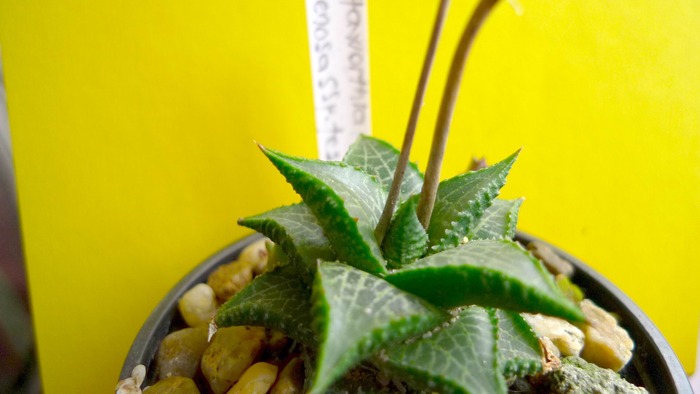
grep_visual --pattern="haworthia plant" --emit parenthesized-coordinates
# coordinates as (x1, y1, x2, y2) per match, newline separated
(218, 136, 583, 393)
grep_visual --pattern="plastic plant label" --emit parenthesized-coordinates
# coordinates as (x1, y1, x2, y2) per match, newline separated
(305, 0, 372, 161)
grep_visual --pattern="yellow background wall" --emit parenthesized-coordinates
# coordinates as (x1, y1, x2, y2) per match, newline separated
(1, 1, 698, 392)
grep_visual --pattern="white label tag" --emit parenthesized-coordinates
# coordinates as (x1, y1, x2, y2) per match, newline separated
(306, 0, 372, 161)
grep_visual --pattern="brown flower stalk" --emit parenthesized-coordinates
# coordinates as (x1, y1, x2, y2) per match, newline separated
(416, 0, 502, 229)
(375, 0, 451, 244)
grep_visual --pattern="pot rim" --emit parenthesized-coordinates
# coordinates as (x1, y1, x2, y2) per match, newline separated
(119, 232, 692, 393)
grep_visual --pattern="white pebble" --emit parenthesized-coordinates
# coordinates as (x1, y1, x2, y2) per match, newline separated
(178, 283, 218, 327)
(115, 364, 146, 394)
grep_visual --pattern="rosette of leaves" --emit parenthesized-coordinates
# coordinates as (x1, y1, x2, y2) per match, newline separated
(215, 135, 584, 394)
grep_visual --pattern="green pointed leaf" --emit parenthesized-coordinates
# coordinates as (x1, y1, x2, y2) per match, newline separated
(385, 239, 585, 322)
(379, 306, 506, 394)
(309, 262, 448, 394)
(215, 266, 315, 345)
(469, 198, 523, 240)
(496, 309, 542, 378)
(343, 135, 423, 201)
(238, 204, 334, 272)
(382, 196, 428, 267)
(261, 146, 387, 274)
(428, 151, 519, 252)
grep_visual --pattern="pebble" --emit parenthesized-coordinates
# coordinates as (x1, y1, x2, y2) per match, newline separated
(578, 299, 634, 371)
(116, 365, 146, 394)
(201, 326, 267, 394)
(226, 362, 278, 394)
(238, 238, 270, 275)
(207, 261, 255, 302)
(178, 283, 218, 327)
(155, 327, 209, 380)
(542, 356, 647, 393)
(527, 241, 574, 277)
(270, 357, 304, 394)
(523, 313, 585, 357)
(143, 376, 200, 393)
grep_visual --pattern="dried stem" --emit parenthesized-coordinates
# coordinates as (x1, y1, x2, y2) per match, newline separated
(416, 0, 501, 229)
(375, 0, 451, 244)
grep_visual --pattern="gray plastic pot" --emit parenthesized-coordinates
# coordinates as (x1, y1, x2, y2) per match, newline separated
(120, 233, 692, 393)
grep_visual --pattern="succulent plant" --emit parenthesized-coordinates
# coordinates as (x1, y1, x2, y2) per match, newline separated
(213, 134, 584, 394)
(214, 1, 586, 392)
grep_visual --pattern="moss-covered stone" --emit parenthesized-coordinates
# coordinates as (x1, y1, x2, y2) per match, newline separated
(543, 356, 647, 394)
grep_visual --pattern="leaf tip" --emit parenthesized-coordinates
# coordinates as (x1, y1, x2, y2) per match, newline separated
(255, 141, 279, 161)
(256, 141, 285, 160)
(508, 147, 522, 163)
